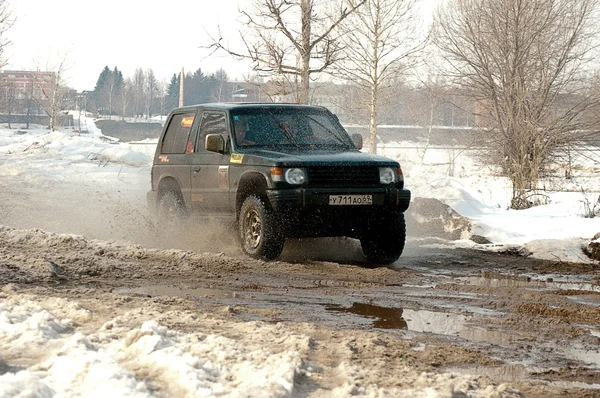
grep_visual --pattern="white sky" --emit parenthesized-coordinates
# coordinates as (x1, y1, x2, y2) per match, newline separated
(5, 0, 253, 91)
(4, 0, 439, 92)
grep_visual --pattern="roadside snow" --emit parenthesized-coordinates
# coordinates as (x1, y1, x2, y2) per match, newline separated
(381, 142, 600, 263)
(0, 292, 305, 397)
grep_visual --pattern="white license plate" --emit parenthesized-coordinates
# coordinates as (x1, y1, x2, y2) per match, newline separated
(329, 195, 373, 205)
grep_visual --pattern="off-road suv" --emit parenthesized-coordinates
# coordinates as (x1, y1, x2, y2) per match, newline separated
(147, 103, 411, 264)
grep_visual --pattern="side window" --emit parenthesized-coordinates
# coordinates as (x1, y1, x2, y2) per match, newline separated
(196, 111, 227, 151)
(161, 113, 195, 154)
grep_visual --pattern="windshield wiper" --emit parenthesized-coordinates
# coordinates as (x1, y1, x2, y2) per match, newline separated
(306, 116, 348, 146)
(266, 111, 300, 148)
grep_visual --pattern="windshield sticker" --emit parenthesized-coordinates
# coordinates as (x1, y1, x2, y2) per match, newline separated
(230, 153, 244, 164)
(181, 116, 195, 128)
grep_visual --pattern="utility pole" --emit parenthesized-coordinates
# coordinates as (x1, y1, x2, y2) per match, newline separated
(179, 67, 184, 107)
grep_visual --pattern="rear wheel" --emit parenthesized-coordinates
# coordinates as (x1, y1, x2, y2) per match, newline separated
(360, 212, 406, 265)
(239, 195, 284, 260)
(156, 190, 188, 231)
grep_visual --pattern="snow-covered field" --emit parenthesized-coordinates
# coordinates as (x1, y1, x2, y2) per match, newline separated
(0, 117, 598, 396)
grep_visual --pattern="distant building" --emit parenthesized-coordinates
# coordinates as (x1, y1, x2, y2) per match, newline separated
(230, 82, 263, 103)
(0, 70, 57, 115)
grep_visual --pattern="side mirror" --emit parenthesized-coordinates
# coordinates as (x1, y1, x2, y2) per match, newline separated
(206, 134, 226, 153)
(351, 133, 363, 150)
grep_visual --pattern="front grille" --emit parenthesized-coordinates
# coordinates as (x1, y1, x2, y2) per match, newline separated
(307, 166, 379, 187)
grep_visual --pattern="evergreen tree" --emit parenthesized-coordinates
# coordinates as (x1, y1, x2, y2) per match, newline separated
(166, 73, 180, 111)
(93, 66, 123, 118)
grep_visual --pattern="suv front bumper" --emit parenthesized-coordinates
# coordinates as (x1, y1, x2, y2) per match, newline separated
(267, 187, 411, 212)
(266, 187, 410, 238)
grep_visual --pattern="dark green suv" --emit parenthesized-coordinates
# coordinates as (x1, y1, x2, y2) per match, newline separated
(147, 103, 411, 264)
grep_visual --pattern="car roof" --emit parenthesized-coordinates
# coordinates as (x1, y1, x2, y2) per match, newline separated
(173, 102, 327, 113)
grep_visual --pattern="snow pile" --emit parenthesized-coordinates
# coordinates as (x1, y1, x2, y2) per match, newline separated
(0, 125, 151, 167)
(0, 293, 306, 397)
(383, 141, 600, 263)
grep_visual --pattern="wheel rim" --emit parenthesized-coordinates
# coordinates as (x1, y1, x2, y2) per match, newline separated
(243, 209, 262, 250)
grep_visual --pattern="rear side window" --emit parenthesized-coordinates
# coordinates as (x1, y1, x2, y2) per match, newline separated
(196, 112, 227, 151)
(161, 113, 195, 154)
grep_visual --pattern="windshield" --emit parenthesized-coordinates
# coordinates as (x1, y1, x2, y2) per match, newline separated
(231, 107, 355, 150)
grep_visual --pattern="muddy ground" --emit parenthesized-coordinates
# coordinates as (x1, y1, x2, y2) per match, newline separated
(1, 220, 600, 397)
(0, 165, 599, 396)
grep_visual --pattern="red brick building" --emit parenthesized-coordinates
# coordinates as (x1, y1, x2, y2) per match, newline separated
(0, 70, 56, 115)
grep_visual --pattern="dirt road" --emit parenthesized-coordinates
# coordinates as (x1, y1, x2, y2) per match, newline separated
(1, 223, 599, 397)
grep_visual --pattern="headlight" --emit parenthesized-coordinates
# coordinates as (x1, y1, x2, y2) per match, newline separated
(379, 167, 396, 184)
(285, 168, 307, 185)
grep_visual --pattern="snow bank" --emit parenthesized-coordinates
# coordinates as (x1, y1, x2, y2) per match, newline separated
(0, 293, 306, 397)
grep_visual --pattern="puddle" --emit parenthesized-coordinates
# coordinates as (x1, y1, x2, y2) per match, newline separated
(325, 303, 475, 335)
(567, 296, 600, 307)
(460, 276, 600, 293)
(326, 302, 533, 347)
(326, 303, 408, 329)
(549, 381, 600, 390)
(563, 346, 600, 369)
(114, 284, 238, 299)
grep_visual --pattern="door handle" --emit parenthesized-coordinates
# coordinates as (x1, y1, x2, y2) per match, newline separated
(193, 166, 201, 173)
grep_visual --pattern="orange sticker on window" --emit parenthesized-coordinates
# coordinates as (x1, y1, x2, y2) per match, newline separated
(181, 116, 194, 128)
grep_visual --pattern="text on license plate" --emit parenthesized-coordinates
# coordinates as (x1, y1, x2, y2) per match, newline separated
(329, 195, 373, 205)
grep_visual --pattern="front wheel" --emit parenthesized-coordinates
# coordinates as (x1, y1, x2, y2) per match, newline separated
(239, 195, 285, 260)
(360, 212, 406, 265)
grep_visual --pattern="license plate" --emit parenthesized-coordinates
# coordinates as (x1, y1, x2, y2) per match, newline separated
(329, 194, 372, 205)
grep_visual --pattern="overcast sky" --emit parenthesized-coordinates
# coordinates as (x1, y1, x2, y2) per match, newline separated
(5, 0, 436, 92)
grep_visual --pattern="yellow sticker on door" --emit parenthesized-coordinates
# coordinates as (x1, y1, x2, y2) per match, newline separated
(230, 153, 244, 164)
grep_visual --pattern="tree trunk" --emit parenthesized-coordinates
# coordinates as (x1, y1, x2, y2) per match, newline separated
(299, 0, 312, 104)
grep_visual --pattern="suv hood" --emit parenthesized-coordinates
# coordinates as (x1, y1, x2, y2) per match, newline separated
(239, 148, 398, 167)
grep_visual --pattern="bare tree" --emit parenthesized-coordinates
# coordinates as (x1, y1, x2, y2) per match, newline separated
(146, 69, 158, 119)
(157, 78, 167, 120)
(433, 0, 600, 209)
(208, 0, 365, 104)
(212, 68, 229, 102)
(31, 55, 71, 131)
(133, 68, 146, 118)
(119, 78, 133, 120)
(336, 0, 425, 153)
(0, 0, 14, 69)
(0, 80, 16, 128)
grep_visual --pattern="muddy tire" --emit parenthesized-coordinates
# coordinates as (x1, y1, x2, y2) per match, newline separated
(156, 190, 188, 231)
(360, 212, 406, 265)
(239, 195, 284, 260)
